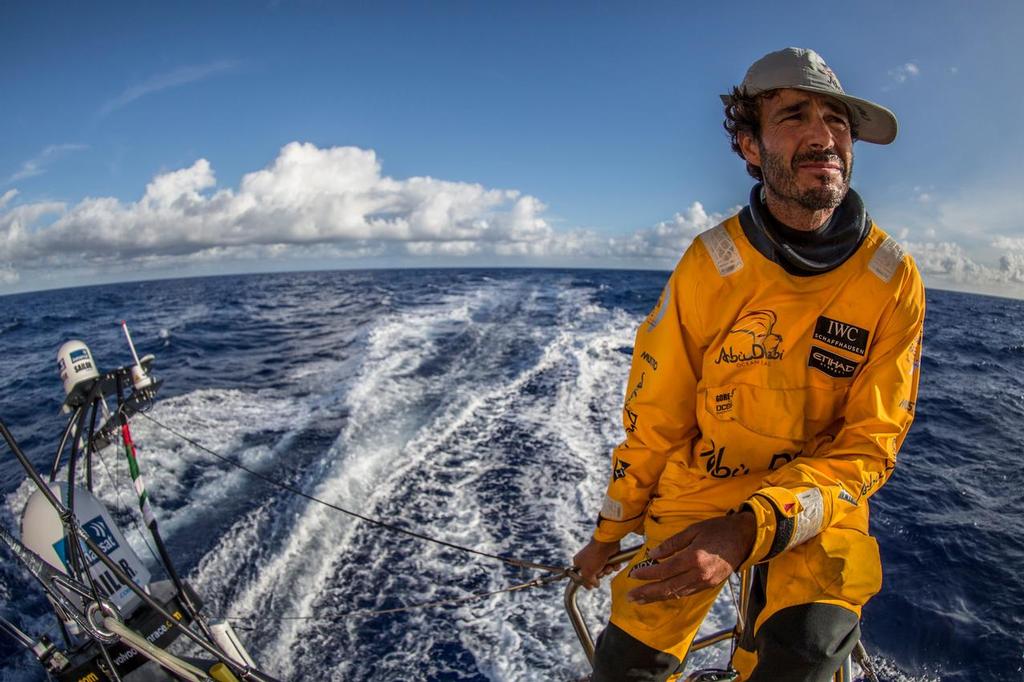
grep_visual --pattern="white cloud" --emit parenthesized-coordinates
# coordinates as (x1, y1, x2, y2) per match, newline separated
(905, 241, 1024, 287)
(97, 60, 240, 118)
(611, 201, 734, 259)
(0, 142, 566, 273)
(8, 144, 88, 183)
(993, 236, 1024, 251)
(888, 62, 921, 84)
(4, 141, 1022, 298)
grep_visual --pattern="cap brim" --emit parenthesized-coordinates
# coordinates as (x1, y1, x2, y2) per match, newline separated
(719, 87, 898, 145)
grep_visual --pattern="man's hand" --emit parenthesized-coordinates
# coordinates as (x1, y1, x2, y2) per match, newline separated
(627, 511, 755, 604)
(573, 539, 622, 589)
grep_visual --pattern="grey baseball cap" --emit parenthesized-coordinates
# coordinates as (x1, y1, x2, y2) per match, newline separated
(721, 47, 898, 145)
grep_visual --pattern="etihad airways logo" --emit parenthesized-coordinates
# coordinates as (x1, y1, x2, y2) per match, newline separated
(808, 345, 859, 379)
(715, 310, 784, 365)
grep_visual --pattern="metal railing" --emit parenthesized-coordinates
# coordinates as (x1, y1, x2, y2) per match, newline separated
(564, 545, 863, 682)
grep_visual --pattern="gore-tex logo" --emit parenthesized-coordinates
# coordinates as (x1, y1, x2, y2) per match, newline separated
(813, 316, 869, 356)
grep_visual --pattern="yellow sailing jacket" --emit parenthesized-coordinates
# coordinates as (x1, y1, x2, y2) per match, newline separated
(594, 213, 925, 566)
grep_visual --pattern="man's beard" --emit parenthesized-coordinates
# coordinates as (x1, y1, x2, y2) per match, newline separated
(759, 144, 852, 211)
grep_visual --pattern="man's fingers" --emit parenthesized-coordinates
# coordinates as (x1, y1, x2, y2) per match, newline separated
(626, 570, 699, 604)
(598, 561, 623, 577)
(629, 549, 693, 582)
(649, 527, 696, 561)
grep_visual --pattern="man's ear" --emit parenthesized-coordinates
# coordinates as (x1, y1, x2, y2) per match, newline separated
(738, 131, 761, 167)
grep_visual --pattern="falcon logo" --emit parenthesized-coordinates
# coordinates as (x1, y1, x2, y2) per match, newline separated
(613, 458, 631, 480)
(715, 310, 784, 365)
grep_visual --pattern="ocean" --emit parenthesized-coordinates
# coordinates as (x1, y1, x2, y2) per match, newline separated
(0, 269, 1021, 681)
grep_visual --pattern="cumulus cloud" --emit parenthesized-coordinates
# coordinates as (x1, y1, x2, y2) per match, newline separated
(0, 142, 575, 278)
(8, 144, 88, 183)
(4, 141, 1021, 297)
(992, 236, 1024, 251)
(98, 60, 240, 118)
(905, 241, 1024, 286)
(888, 62, 921, 84)
(612, 202, 734, 259)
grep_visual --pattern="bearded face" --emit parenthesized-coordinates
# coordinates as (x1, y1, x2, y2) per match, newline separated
(758, 142, 853, 211)
(741, 89, 856, 216)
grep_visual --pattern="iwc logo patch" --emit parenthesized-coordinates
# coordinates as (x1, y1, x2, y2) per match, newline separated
(813, 316, 869, 356)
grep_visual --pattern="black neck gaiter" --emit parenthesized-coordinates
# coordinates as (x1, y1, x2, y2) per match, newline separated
(739, 183, 871, 276)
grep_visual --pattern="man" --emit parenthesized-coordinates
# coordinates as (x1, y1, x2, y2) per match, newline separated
(574, 47, 925, 681)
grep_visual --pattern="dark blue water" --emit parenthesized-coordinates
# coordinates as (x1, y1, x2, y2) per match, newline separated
(0, 270, 1020, 681)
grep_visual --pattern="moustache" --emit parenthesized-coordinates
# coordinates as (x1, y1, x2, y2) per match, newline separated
(792, 149, 847, 174)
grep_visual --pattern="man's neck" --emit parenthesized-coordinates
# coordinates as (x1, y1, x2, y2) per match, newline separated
(763, 187, 836, 232)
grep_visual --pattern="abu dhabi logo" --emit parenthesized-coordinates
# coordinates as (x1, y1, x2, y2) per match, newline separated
(715, 310, 785, 365)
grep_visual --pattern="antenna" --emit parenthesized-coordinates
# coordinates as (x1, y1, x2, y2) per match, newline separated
(121, 320, 154, 390)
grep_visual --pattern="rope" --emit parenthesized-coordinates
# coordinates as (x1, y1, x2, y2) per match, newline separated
(227, 572, 568, 627)
(138, 412, 567, 575)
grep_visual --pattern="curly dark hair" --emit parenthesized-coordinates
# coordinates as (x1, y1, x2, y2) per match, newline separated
(722, 86, 859, 181)
(722, 86, 770, 182)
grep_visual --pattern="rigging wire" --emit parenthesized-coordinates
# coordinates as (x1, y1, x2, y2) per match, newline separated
(138, 412, 569, 576)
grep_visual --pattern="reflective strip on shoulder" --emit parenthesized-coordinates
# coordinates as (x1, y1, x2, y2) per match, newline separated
(698, 222, 743, 276)
(787, 488, 825, 549)
(868, 236, 906, 283)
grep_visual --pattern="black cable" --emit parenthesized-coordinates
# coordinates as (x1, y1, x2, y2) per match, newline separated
(50, 408, 80, 483)
(64, 404, 90, 583)
(139, 412, 566, 575)
(85, 398, 100, 492)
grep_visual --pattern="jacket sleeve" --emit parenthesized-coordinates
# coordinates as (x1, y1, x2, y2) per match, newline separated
(740, 258, 926, 566)
(593, 246, 708, 543)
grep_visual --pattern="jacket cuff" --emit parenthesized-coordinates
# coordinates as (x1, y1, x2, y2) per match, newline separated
(740, 486, 828, 567)
(592, 492, 645, 543)
(593, 514, 644, 543)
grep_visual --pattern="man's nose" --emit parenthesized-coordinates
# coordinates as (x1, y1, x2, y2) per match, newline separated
(805, 112, 835, 149)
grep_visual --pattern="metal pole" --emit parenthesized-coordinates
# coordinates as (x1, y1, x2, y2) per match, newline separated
(114, 376, 220, 649)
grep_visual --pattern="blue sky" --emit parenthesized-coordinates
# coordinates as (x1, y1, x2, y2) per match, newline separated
(3, 1, 1022, 296)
